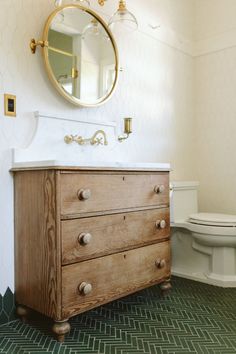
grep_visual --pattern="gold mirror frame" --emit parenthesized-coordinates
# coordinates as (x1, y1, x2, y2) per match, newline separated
(31, 4, 119, 107)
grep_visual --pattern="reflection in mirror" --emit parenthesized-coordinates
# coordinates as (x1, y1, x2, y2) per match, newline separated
(47, 7, 117, 105)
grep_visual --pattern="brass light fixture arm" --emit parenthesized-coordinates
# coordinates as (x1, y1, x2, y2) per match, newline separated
(98, 0, 107, 5)
(30, 39, 48, 54)
(118, 0, 126, 11)
(118, 118, 133, 142)
(118, 132, 130, 142)
(64, 130, 108, 146)
(98, 0, 125, 9)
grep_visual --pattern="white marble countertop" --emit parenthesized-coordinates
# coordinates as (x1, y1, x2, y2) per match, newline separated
(11, 160, 171, 171)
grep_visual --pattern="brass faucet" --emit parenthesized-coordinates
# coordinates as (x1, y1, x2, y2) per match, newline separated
(64, 130, 108, 146)
(90, 130, 108, 145)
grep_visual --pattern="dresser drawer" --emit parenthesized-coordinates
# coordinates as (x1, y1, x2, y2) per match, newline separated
(60, 173, 169, 216)
(61, 208, 170, 265)
(62, 241, 170, 318)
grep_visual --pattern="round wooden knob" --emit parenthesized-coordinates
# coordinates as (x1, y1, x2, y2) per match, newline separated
(79, 282, 92, 295)
(156, 220, 166, 229)
(78, 189, 91, 201)
(154, 185, 165, 194)
(155, 259, 166, 269)
(78, 233, 92, 245)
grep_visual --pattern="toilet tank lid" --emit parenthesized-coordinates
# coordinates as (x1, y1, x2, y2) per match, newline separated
(189, 213, 236, 227)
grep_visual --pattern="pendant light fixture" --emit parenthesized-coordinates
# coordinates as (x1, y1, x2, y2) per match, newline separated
(82, 18, 102, 38)
(54, 0, 90, 7)
(54, 0, 90, 23)
(73, 0, 90, 6)
(108, 0, 138, 32)
(54, 0, 138, 32)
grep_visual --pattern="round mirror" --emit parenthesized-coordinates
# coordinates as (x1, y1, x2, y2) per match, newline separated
(42, 5, 119, 107)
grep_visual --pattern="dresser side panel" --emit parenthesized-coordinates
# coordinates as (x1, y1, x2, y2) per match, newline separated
(14, 170, 60, 319)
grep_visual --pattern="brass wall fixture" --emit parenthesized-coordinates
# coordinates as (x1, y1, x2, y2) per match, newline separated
(118, 117, 132, 142)
(98, 0, 107, 6)
(64, 130, 108, 146)
(30, 39, 48, 54)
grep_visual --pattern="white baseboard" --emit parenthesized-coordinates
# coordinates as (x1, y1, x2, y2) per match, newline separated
(172, 268, 236, 288)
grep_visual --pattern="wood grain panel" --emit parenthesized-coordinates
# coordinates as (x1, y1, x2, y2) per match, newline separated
(62, 208, 170, 265)
(60, 173, 169, 216)
(14, 170, 61, 320)
(62, 241, 170, 318)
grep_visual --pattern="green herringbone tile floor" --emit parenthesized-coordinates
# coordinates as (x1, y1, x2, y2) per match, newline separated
(0, 277, 236, 354)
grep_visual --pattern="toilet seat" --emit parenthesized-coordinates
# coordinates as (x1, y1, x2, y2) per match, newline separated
(189, 213, 236, 227)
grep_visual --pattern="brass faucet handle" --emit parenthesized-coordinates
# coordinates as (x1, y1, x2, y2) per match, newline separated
(96, 137, 103, 145)
(90, 137, 103, 146)
(64, 135, 73, 144)
(76, 136, 85, 145)
(64, 131, 108, 146)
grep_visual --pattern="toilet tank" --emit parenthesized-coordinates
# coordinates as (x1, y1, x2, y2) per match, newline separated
(170, 181, 199, 223)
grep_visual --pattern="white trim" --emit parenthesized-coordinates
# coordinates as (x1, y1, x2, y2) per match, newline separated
(171, 181, 199, 190)
(138, 27, 193, 57)
(79, 4, 236, 58)
(12, 159, 171, 171)
(34, 111, 117, 128)
(92, 6, 194, 57)
(172, 269, 236, 288)
(194, 28, 236, 57)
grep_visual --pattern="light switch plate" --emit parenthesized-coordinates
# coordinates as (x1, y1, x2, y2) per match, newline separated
(4, 94, 16, 117)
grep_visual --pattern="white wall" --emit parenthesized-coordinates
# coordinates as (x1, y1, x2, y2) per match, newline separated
(195, 0, 236, 41)
(194, 0, 236, 214)
(5, 0, 236, 296)
(0, 0, 195, 294)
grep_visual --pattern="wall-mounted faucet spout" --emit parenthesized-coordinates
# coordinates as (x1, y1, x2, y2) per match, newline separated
(90, 130, 108, 145)
(64, 130, 108, 146)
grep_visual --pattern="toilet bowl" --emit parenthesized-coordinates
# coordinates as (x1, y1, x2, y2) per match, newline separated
(171, 181, 236, 287)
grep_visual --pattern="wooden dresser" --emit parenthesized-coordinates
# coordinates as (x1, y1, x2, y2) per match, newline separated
(13, 166, 171, 341)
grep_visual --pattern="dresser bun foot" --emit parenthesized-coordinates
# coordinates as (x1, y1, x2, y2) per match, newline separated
(16, 305, 31, 324)
(160, 279, 172, 296)
(52, 320, 71, 342)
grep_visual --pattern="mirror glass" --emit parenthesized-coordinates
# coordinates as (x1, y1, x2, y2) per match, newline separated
(44, 6, 118, 106)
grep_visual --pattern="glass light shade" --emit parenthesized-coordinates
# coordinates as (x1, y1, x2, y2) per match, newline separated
(108, 2, 138, 32)
(54, 0, 90, 7)
(54, 0, 62, 7)
(82, 19, 102, 38)
(73, 0, 90, 7)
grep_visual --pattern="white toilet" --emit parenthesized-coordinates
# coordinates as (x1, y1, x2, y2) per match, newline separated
(171, 181, 236, 287)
